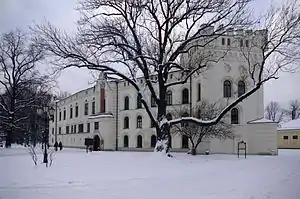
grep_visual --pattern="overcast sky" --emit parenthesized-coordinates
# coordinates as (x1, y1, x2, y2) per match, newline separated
(1, 0, 299, 107)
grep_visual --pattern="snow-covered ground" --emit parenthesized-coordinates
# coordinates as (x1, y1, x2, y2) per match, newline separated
(1, 148, 300, 199)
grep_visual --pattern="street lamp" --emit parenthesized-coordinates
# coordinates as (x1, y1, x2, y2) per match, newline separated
(37, 105, 55, 167)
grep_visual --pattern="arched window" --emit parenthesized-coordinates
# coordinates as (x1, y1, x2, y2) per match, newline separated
(137, 135, 143, 148)
(124, 117, 129, 129)
(182, 135, 189, 148)
(182, 88, 189, 104)
(166, 113, 172, 121)
(137, 115, 142, 128)
(166, 90, 172, 105)
(151, 135, 156, 148)
(137, 94, 142, 108)
(124, 135, 129, 147)
(223, 80, 232, 98)
(231, 108, 239, 124)
(124, 96, 129, 110)
(238, 80, 246, 97)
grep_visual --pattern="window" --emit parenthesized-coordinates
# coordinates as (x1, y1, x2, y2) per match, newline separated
(63, 109, 66, 120)
(223, 80, 232, 98)
(70, 106, 73, 119)
(231, 108, 239, 124)
(240, 39, 243, 47)
(66, 126, 70, 134)
(137, 135, 143, 148)
(92, 101, 95, 114)
(124, 117, 129, 129)
(75, 104, 79, 117)
(182, 88, 189, 104)
(283, 136, 289, 140)
(87, 123, 90, 133)
(222, 38, 225, 45)
(124, 96, 129, 110)
(94, 122, 99, 130)
(238, 80, 246, 97)
(59, 111, 61, 121)
(137, 94, 142, 108)
(137, 115, 142, 128)
(52, 128, 54, 135)
(58, 127, 61, 135)
(245, 40, 249, 47)
(124, 135, 129, 147)
(74, 125, 77, 133)
(227, 38, 231, 46)
(151, 119, 156, 128)
(151, 95, 156, 107)
(151, 135, 157, 148)
(79, 124, 84, 133)
(71, 125, 74, 133)
(166, 90, 172, 105)
(198, 84, 201, 101)
(84, 102, 89, 115)
(293, 135, 298, 140)
(170, 74, 173, 79)
(182, 135, 189, 148)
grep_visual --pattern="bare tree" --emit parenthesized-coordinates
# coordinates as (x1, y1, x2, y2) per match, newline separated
(27, 144, 56, 167)
(55, 91, 71, 100)
(171, 101, 234, 155)
(33, 0, 300, 155)
(265, 101, 284, 122)
(0, 29, 52, 147)
(285, 100, 300, 120)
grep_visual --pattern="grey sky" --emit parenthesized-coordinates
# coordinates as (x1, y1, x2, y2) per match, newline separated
(1, 0, 299, 107)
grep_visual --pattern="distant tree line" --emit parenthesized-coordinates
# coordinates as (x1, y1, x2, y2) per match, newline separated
(265, 100, 300, 123)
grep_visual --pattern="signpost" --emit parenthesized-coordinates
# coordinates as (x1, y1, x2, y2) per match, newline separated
(237, 141, 247, 159)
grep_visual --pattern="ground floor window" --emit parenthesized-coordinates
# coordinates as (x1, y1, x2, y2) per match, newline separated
(124, 135, 129, 147)
(283, 136, 289, 140)
(137, 135, 143, 148)
(182, 135, 189, 148)
(151, 135, 156, 148)
(293, 135, 298, 140)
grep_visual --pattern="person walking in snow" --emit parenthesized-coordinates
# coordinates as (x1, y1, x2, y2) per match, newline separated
(54, 141, 58, 151)
(58, 141, 63, 151)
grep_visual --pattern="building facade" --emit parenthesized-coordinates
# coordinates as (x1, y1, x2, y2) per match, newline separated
(49, 29, 278, 155)
(278, 118, 300, 149)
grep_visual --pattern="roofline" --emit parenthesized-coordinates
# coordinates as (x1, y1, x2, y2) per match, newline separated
(247, 117, 278, 124)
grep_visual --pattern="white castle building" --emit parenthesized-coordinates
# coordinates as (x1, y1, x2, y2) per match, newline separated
(49, 28, 278, 155)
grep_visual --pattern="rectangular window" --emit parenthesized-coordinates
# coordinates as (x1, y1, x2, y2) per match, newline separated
(227, 38, 231, 46)
(63, 109, 66, 120)
(59, 111, 61, 121)
(198, 83, 201, 101)
(58, 127, 61, 135)
(221, 38, 225, 45)
(92, 101, 95, 114)
(87, 123, 90, 133)
(75, 105, 79, 117)
(70, 107, 73, 119)
(74, 125, 77, 133)
(84, 103, 89, 115)
(52, 128, 54, 135)
(79, 124, 84, 133)
(94, 122, 99, 130)
(240, 39, 243, 47)
(293, 135, 298, 140)
(283, 136, 289, 140)
(66, 126, 70, 134)
(245, 40, 249, 47)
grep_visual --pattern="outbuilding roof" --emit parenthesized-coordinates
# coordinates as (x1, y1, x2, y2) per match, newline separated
(277, 118, 300, 131)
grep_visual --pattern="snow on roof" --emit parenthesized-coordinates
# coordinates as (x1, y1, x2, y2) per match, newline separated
(247, 118, 277, 124)
(278, 118, 300, 131)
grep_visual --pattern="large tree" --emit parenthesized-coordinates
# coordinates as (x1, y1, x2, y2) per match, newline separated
(265, 101, 284, 123)
(0, 30, 52, 147)
(33, 0, 300, 155)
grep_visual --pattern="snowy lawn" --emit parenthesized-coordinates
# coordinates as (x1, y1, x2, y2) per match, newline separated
(1, 148, 300, 199)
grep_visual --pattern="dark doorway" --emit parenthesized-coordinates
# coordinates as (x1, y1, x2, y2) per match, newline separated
(137, 135, 143, 148)
(93, 135, 100, 151)
(182, 135, 189, 149)
(151, 135, 156, 148)
(124, 135, 129, 147)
